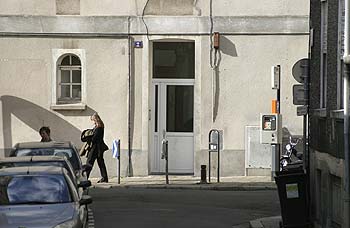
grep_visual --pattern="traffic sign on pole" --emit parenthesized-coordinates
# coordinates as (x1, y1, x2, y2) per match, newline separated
(297, 105, 308, 116)
(292, 58, 309, 83)
(293, 84, 308, 105)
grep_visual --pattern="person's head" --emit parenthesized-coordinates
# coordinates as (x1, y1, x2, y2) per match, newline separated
(91, 113, 104, 128)
(39, 126, 51, 142)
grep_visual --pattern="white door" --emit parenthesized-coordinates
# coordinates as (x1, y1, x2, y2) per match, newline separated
(151, 79, 194, 174)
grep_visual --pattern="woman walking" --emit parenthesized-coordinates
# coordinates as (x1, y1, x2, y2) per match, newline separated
(86, 113, 108, 183)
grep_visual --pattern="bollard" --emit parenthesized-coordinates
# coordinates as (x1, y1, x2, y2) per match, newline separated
(200, 165, 207, 184)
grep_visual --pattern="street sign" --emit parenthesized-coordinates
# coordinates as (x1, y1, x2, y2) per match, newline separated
(271, 65, 280, 89)
(134, 41, 143, 48)
(293, 84, 308, 105)
(292, 58, 309, 83)
(297, 105, 308, 116)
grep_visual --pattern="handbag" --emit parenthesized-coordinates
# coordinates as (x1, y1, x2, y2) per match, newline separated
(79, 142, 91, 156)
(81, 129, 94, 142)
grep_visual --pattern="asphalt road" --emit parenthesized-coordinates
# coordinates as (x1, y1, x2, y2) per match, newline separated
(89, 187, 280, 228)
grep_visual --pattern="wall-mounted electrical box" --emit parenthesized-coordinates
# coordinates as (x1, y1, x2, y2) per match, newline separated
(260, 113, 282, 144)
(214, 32, 220, 49)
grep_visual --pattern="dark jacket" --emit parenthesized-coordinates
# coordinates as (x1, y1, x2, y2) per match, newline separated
(90, 127, 108, 157)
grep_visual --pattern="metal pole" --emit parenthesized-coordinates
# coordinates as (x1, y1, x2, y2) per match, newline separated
(165, 140, 169, 185)
(209, 150, 211, 183)
(217, 131, 220, 183)
(271, 144, 279, 180)
(344, 0, 350, 227)
(118, 139, 121, 184)
(303, 61, 309, 173)
(271, 65, 281, 180)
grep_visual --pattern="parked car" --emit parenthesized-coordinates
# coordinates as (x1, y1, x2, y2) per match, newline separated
(10, 141, 87, 181)
(0, 166, 92, 228)
(0, 156, 91, 190)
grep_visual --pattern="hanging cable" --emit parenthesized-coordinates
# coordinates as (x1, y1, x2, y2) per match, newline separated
(209, 0, 219, 69)
(209, 0, 220, 123)
(141, 0, 150, 41)
(209, 0, 214, 68)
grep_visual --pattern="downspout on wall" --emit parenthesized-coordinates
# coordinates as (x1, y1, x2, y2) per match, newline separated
(127, 16, 133, 177)
(343, 0, 350, 227)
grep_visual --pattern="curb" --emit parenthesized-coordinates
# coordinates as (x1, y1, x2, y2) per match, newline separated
(91, 183, 277, 191)
(249, 216, 281, 228)
(250, 220, 264, 228)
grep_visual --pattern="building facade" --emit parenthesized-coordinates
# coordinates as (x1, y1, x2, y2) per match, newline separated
(0, 0, 309, 178)
(309, 0, 348, 227)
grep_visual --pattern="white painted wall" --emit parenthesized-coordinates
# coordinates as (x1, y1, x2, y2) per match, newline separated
(0, 0, 309, 17)
(199, 35, 308, 150)
(0, 0, 56, 15)
(0, 38, 128, 149)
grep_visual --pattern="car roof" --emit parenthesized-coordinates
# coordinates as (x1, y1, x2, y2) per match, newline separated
(13, 141, 73, 149)
(0, 156, 32, 162)
(0, 166, 65, 176)
(0, 156, 68, 163)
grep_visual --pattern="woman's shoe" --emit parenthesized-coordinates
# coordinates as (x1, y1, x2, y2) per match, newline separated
(97, 178, 108, 183)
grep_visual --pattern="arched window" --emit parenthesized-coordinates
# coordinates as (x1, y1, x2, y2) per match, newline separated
(58, 54, 82, 104)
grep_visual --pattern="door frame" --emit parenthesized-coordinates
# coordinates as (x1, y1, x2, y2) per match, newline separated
(141, 36, 202, 175)
(150, 79, 195, 174)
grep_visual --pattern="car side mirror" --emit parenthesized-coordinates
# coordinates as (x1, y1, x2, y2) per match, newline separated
(79, 195, 93, 205)
(78, 180, 91, 189)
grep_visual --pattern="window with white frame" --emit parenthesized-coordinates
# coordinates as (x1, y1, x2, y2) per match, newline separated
(58, 54, 81, 103)
(51, 49, 86, 110)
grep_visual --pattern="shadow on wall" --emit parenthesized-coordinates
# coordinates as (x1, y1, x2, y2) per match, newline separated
(212, 36, 238, 122)
(0, 95, 96, 156)
(220, 36, 238, 57)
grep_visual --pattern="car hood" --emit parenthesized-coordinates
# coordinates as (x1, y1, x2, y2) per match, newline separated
(0, 203, 76, 228)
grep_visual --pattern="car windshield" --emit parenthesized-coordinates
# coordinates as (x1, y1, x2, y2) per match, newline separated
(15, 148, 80, 172)
(0, 175, 72, 205)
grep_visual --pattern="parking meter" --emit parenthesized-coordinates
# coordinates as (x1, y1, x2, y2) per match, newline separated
(209, 131, 220, 152)
(260, 114, 282, 144)
(208, 129, 221, 183)
(161, 139, 169, 184)
(161, 139, 168, 160)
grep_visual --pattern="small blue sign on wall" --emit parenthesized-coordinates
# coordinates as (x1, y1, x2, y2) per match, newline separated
(134, 41, 143, 48)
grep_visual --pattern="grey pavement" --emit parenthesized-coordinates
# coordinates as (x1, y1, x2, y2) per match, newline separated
(89, 175, 277, 190)
(89, 175, 281, 228)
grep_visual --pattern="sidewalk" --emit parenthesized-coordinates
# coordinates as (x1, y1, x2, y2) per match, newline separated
(90, 175, 281, 228)
(90, 175, 277, 191)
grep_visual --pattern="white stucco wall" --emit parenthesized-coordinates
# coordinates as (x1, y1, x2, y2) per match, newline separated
(0, 0, 56, 15)
(199, 35, 307, 149)
(0, 0, 309, 177)
(0, 37, 129, 150)
(0, 0, 309, 17)
(213, 0, 309, 16)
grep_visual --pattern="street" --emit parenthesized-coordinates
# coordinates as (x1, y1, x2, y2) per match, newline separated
(89, 187, 280, 228)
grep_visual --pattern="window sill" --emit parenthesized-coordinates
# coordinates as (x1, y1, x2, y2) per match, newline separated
(330, 109, 344, 119)
(310, 108, 327, 117)
(51, 103, 86, 111)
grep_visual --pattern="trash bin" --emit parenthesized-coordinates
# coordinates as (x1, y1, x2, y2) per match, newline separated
(274, 169, 309, 228)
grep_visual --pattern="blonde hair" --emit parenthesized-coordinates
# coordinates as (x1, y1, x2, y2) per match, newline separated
(91, 113, 104, 128)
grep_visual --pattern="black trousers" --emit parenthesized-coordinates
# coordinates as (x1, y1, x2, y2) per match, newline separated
(86, 150, 108, 180)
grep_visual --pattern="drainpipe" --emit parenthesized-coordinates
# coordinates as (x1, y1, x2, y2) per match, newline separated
(127, 16, 133, 177)
(343, 0, 350, 227)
